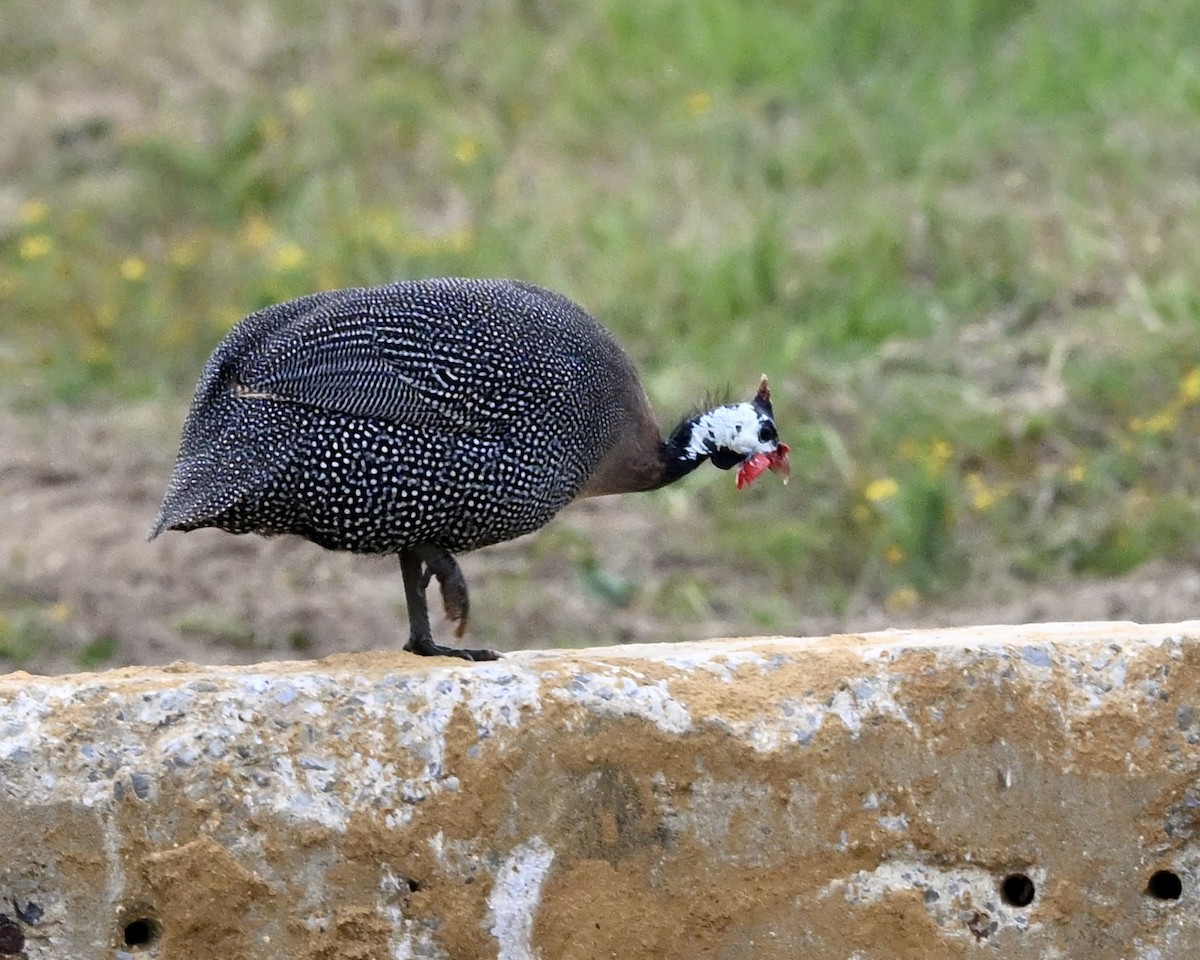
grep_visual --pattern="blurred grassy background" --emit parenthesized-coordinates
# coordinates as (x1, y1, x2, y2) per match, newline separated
(4, 0, 1200, 644)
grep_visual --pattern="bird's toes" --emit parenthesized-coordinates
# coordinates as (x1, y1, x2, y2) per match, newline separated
(404, 637, 499, 661)
(464, 646, 501, 662)
(437, 643, 500, 661)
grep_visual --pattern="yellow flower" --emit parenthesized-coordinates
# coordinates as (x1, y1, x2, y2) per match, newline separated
(454, 136, 480, 166)
(1130, 410, 1177, 435)
(885, 586, 919, 612)
(48, 602, 72, 622)
(864, 477, 899, 503)
(120, 256, 147, 281)
(287, 86, 313, 118)
(966, 472, 995, 511)
(272, 243, 306, 271)
(20, 200, 48, 226)
(20, 234, 52, 260)
(239, 215, 276, 251)
(1066, 463, 1086, 483)
(686, 91, 712, 116)
(1180, 367, 1200, 403)
(84, 342, 112, 366)
(929, 439, 953, 473)
(169, 237, 203, 267)
(884, 544, 905, 565)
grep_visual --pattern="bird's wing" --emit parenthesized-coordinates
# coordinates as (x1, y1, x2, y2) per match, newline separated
(232, 307, 524, 433)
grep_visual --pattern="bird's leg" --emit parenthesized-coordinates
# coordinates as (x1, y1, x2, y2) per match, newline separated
(412, 544, 471, 637)
(399, 547, 498, 661)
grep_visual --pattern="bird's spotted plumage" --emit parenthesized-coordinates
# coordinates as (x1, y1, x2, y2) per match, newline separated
(153, 277, 789, 659)
(153, 279, 639, 554)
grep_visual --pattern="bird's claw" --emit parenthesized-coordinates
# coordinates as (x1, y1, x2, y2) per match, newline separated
(403, 636, 500, 661)
(402, 545, 483, 659)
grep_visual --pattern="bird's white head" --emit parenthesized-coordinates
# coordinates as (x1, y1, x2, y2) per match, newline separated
(683, 376, 790, 489)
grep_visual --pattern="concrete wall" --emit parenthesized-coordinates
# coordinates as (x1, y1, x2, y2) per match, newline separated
(1, 622, 1197, 959)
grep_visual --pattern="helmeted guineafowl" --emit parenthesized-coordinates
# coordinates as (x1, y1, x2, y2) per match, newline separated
(151, 278, 790, 660)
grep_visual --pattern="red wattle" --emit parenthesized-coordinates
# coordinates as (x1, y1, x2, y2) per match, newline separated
(736, 444, 791, 490)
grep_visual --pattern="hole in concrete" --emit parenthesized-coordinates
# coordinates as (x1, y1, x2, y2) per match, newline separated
(1000, 873, 1036, 907)
(1147, 870, 1183, 900)
(123, 917, 162, 948)
(0, 922, 25, 956)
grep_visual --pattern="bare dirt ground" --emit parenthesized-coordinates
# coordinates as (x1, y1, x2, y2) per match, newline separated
(3, 404, 1199, 676)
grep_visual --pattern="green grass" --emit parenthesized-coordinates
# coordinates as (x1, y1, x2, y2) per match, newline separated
(0, 598, 117, 668)
(4, 0, 1200, 614)
(0, 607, 61, 665)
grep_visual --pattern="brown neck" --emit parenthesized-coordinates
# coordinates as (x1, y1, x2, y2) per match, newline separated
(575, 414, 706, 499)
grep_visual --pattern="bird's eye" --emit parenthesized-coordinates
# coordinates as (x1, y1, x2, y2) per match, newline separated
(758, 423, 778, 443)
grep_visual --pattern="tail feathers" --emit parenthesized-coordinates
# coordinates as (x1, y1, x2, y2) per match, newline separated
(147, 485, 222, 541)
(147, 500, 197, 540)
(148, 454, 267, 541)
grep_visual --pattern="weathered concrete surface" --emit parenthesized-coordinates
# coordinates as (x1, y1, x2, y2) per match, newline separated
(1, 622, 1198, 959)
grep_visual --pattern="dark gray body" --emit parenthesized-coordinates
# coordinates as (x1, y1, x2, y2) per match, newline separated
(152, 278, 642, 554)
